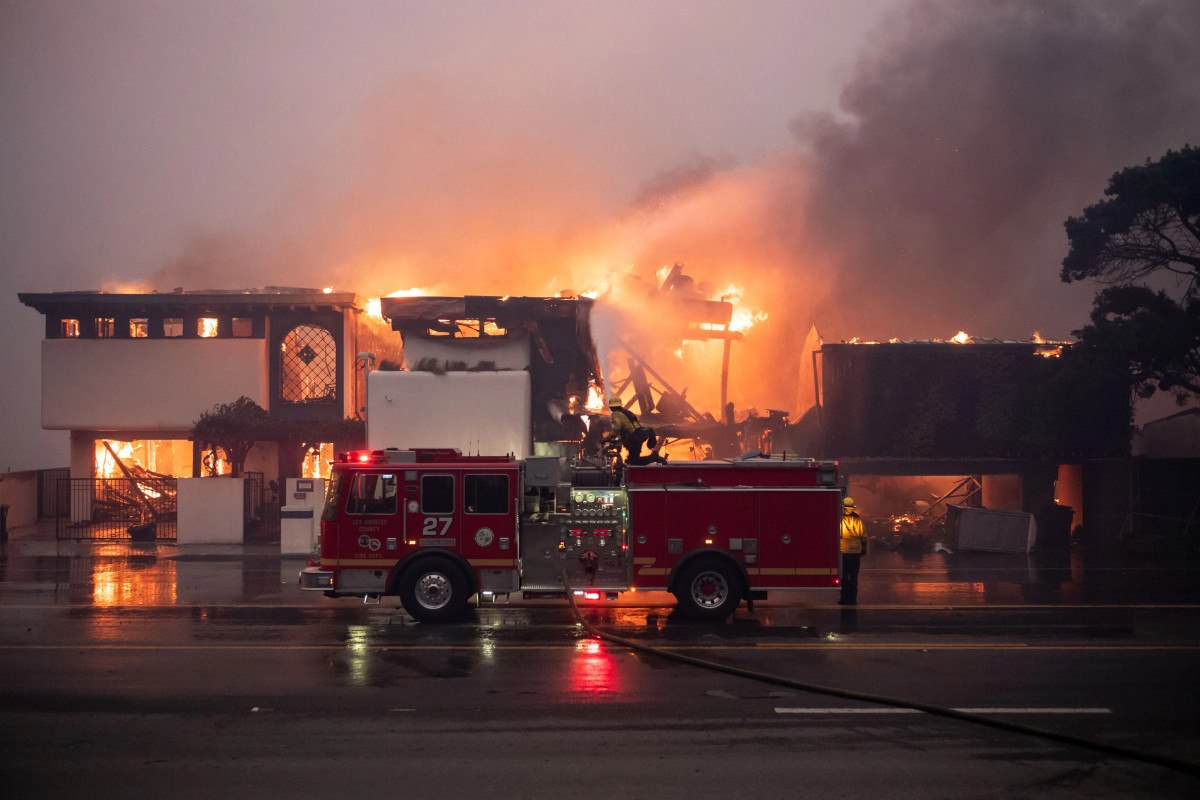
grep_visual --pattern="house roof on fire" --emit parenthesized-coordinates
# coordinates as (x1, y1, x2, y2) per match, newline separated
(19, 287, 360, 314)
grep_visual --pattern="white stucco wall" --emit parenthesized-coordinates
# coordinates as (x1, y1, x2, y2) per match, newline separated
(367, 370, 532, 457)
(42, 339, 268, 430)
(177, 477, 245, 544)
(401, 333, 530, 371)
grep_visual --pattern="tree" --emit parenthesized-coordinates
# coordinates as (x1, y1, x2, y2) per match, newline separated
(193, 397, 271, 477)
(275, 417, 366, 479)
(1062, 145, 1200, 400)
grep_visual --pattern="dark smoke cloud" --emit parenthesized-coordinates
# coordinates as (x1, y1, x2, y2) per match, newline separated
(140, 0, 1200, 417)
(788, 0, 1200, 340)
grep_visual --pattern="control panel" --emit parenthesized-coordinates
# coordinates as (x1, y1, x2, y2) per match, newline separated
(518, 488, 628, 592)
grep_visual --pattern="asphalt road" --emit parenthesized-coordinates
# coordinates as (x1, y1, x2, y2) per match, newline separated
(0, 539, 1198, 799)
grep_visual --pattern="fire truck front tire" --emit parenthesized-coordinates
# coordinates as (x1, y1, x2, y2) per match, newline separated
(397, 557, 472, 623)
(673, 558, 743, 621)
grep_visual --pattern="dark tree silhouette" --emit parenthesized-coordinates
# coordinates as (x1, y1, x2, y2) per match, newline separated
(193, 396, 271, 477)
(1062, 145, 1200, 400)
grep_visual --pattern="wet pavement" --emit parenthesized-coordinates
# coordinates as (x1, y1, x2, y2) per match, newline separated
(2, 523, 1199, 798)
(2, 521, 1197, 613)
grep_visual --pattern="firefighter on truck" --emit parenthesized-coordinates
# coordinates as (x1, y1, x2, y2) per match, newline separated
(300, 447, 844, 622)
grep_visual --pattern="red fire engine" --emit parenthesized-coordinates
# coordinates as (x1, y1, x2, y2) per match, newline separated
(300, 448, 843, 621)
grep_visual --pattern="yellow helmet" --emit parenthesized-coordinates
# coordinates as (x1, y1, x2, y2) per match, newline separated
(842, 497, 856, 509)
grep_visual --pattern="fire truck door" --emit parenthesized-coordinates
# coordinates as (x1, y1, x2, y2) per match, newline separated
(405, 472, 458, 547)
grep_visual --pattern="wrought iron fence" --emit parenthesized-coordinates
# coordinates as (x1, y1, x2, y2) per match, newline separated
(243, 472, 281, 541)
(38, 468, 70, 519)
(55, 477, 178, 541)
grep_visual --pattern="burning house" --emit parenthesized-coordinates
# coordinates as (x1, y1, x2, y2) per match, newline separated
(19, 288, 365, 537)
(370, 294, 604, 458)
(815, 336, 1131, 547)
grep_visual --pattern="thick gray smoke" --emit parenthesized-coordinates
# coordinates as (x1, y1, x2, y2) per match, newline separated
(786, 0, 1200, 340)
(134, 0, 1200, 415)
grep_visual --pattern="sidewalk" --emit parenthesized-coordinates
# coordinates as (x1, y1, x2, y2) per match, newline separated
(2, 521, 1198, 609)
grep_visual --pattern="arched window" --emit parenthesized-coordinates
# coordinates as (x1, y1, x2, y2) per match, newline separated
(280, 324, 337, 404)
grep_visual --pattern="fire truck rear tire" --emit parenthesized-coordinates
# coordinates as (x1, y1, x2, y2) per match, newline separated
(397, 556, 472, 623)
(673, 557, 743, 621)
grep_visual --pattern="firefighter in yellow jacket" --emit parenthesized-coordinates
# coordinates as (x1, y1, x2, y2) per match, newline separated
(839, 496, 866, 605)
(607, 399, 667, 465)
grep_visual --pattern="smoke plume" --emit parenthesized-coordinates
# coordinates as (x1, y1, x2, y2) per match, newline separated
(141, 0, 1200, 418)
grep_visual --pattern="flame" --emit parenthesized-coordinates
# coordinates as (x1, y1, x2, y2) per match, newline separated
(729, 307, 769, 332)
(322, 287, 333, 294)
(950, 331, 972, 344)
(364, 288, 429, 321)
(199, 317, 219, 338)
(585, 381, 606, 412)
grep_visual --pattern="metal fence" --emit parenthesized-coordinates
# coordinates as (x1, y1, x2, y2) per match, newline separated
(55, 477, 178, 541)
(243, 472, 281, 542)
(38, 468, 70, 519)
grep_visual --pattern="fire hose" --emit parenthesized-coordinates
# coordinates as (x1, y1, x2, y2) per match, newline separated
(560, 570, 1200, 778)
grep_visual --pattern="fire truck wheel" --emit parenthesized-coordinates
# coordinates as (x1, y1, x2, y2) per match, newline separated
(397, 557, 472, 623)
(673, 558, 743, 621)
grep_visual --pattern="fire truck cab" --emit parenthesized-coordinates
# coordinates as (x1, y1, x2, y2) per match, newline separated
(300, 448, 843, 622)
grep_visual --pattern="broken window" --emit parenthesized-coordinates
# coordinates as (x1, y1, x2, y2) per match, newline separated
(94, 317, 115, 338)
(61, 318, 80, 338)
(163, 318, 183, 338)
(425, 318, 507, 338)
(280, 324, 337, 404)
(129, 318, 149, 338)
(198, 317, 219, 338)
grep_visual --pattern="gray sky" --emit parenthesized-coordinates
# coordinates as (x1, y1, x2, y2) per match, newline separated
(3, 0, 1198, 471)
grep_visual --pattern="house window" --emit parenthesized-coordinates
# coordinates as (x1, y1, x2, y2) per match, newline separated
(61, 318, 80, 338)
(280, 324, 337, 404)
(129, 318, 149, 338)
(163, 318, 183, 337)
(231, 317, 253, 337)
(198, 317, 219, 338)
(94, 317, 115, 338)
(426, 318, 507, 338)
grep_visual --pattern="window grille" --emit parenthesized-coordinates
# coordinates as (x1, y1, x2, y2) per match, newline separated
(280, 324, 337, 404)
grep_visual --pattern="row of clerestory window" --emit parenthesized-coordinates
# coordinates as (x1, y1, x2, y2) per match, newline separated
(59, 316, 256, 339)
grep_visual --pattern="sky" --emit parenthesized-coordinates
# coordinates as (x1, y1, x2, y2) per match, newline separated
(2, 0, 1199, 472)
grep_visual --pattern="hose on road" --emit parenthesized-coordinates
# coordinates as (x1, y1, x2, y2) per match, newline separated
(561, 572, 1200, 778)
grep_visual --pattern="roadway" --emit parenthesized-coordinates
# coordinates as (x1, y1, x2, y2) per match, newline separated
(0, 534, 1197, 799)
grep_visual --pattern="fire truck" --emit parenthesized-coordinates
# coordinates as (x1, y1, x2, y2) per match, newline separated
(300, 448, 844, 621)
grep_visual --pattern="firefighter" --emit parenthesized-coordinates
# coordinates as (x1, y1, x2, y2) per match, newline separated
(607, 398, 667, 465)
(839, 496, 867, 605)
